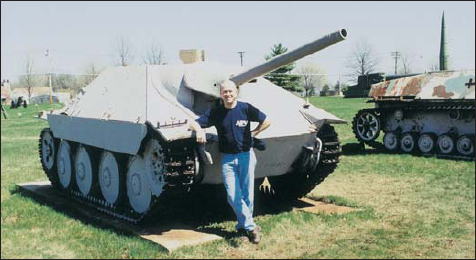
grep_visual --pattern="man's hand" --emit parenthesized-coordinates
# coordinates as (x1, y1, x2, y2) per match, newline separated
(251, 118, 271, 138)
(196, 129, 207, 143)
(308, 124, 318, 133)
(189, 121, 207, 143)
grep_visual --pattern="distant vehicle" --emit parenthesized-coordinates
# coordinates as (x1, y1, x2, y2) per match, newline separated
(10, 96, 27, 109)
(352, 70, 475, 160)
(343, 73, 422, 98)
(30, 94, 60, 104)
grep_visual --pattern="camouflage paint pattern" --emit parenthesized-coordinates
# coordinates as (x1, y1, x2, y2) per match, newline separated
(369, 70, 475, 100)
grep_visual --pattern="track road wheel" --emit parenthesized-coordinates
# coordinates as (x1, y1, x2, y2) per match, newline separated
(74, 145, 98, 197)
(352, 110, 381, 143)
(418, 133, 437, 154)
(400, 132, 416, 153)
(99, 151, 127, 207)
(437, 134, 455, 155)
(456, 135, 475, 156)
(56, 140, 74, 190)
(259, 124, 341, 201)
(39, 128, 60, 187)
(126, 155, 152, 215)
(383, 132, 399, 152)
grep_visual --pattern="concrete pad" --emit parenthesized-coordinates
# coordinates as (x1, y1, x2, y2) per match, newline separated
(16, 181, 222, 252)
(140, 228, 222, 252)
(295, 197, 358, 214)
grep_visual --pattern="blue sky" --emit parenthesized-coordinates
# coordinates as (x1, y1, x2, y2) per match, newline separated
(1, 1, 475, 85)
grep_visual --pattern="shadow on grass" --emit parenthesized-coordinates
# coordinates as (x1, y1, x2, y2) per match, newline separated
(341, 142, 402, 156)
(341, 142, 474, 162)
(11, 182, 327, 247)
(10, 185, 135, 238)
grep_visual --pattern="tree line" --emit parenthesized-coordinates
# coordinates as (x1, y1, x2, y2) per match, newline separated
(266, 37, 441, 96)
(10, 36, 434, 102)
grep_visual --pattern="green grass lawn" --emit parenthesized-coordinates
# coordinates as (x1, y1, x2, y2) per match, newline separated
(1, 98, 474, 258)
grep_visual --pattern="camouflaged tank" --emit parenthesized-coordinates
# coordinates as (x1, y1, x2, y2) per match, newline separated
(352, 70, 475, 160)
(39, 29, 348, 223)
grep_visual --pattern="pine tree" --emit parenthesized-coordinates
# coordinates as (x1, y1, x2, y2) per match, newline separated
(264, 43, 301, 92)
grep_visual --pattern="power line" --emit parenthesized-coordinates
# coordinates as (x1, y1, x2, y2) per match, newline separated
(237, 51, 245, 66)
(391, 51, 401, 74)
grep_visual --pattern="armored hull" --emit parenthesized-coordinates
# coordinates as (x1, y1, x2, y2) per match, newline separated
(352, 70, 475, 160)
(39, 29, 348, 223)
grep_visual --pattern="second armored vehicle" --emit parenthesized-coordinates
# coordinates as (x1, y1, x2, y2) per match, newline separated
(352, 70, 475, 160)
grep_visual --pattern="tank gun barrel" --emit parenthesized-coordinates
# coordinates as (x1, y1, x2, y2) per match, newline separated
(230, 29, 347, 86)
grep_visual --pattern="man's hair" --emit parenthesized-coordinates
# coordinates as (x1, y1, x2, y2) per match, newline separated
(218, 79, 238, 92)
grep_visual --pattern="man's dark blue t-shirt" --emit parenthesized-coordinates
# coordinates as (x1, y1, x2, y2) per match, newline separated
(196, 101, 266, 154)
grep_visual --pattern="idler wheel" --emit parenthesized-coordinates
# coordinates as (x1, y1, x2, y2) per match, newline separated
(437, 134, 455, 154)
(400, 132, 416, 153)
(126, 155, 152, 214)
(383, 132, 399, 151)
(456, 135, 475, 156)
(418, 133, 437, 154)
(57, 140, 74, 189)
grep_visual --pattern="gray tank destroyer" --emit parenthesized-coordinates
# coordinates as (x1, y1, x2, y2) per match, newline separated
(352, 70, 475, 160)
(39, 29, 348, 223)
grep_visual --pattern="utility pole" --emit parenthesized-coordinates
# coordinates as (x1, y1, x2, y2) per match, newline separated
(45, 49, 53, 103)
(237, 51, 245, 67)
(337, 73, 342, 96)
(391, 51, 400, 74)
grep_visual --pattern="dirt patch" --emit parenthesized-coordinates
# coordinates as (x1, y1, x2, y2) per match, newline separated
(310, 172, 426, 216)
(295, 197, 358, 214)
(140, 228, 222, 252)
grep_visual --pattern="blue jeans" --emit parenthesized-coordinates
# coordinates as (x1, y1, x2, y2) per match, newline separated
(221, 150, 257, 231)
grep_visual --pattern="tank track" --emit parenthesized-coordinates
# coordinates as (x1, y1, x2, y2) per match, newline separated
(259, 124, 341, 201)
(39, 129, 197, 224)
(352, 103, 475, 161)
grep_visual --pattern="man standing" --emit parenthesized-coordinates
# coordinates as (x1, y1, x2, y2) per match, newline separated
(189, 79, 271, 244)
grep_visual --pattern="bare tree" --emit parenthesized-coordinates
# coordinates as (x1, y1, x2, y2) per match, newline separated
(115, 37, 134, 66)
(297, 62, 327, 97)
(20, 54, 37, 102)
(84, 62, 101, 85)
(143, 44, 166, 65)
(53, 74, 80, 91)
(346, 38, 379, 83)
(428, 58, 440, 72)
(399, 52, 412, 74)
